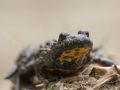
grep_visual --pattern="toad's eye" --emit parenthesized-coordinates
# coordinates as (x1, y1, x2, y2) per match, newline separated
(58, 32, 70, 42)
(78, 30, 89, 37)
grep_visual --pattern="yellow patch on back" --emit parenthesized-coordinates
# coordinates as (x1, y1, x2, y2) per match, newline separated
(59, 48, 90, 62)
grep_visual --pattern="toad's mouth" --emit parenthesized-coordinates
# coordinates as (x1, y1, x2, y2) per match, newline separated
(59, 47, 90, 62)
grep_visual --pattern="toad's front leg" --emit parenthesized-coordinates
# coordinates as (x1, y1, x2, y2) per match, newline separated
(90, 53, 114, 67)
(34, 63, 62, 84)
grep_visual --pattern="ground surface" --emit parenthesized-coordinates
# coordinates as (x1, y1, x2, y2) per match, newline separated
(31, 65, 120, 90)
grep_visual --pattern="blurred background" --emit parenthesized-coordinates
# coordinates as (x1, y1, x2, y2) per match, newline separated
(0, 0, 120, 89)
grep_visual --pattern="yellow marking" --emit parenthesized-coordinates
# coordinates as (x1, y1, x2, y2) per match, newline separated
(66, 58, 72, 62)
(59, 48, 90, 62)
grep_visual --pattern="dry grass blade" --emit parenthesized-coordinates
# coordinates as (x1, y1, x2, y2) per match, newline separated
(91, 74, 119, 90)
(89, 65, 120, 77)
(61, 75, 81, 82)
(89, 65, 120, 90)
